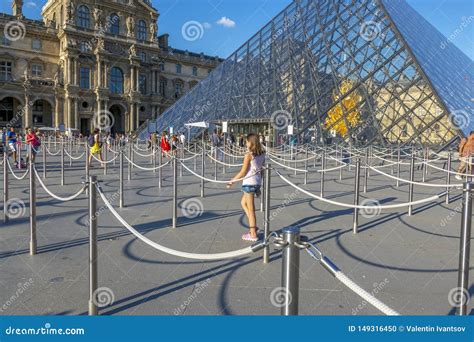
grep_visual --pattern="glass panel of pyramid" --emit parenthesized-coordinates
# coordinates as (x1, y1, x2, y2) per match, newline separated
(148, 0, 474, 146)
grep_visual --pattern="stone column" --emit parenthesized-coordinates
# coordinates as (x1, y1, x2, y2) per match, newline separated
(74, 98, 79, 129)
(24, 93, 32, 128)
(54, 95, 60, 127)
(74, 58, 78, 86)
(135, 103, 139, 129)
(97, 60, 102, 88)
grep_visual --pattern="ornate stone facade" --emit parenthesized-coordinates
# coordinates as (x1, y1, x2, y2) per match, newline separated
(0, 0, 221, 134)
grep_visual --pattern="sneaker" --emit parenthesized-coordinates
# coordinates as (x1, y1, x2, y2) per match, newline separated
(455, 175, 462, 181)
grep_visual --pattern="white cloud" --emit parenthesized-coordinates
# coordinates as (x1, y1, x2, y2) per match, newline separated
(216, 16, 236, 28)
(25, 1, 37, 8)
(203, 22, 212, 29)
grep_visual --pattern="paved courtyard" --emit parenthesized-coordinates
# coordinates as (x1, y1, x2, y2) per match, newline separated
(0, 147, 470, 316)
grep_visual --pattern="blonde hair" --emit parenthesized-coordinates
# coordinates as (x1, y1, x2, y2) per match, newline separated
(247, 133, 264, 156)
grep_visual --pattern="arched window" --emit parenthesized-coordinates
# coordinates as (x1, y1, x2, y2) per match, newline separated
(77, 5, 90, 28)
(192, 66, 198, 76)
(109, 13, 120, 35)
(110, 67, 124, 94)
(137, 20, 147, 41)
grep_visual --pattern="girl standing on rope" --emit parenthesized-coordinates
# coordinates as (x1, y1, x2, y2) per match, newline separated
(227, 133, 266, 242)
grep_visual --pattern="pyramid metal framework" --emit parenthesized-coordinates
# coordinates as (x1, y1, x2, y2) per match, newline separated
(148, 0, 474, 146)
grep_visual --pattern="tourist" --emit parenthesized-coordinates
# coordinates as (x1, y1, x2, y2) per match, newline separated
(456, 131, 474, 180)
(239, 134, 245, 148)
(25, 127, 41, 163)
(160, 131, 171, 157)
(88, 128, 104, 167)
(7, 127, 18, 164)
(171, 135, 179, 156)
(226, 133, 266, 242)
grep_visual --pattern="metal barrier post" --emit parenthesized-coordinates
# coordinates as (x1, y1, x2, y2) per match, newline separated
(446, 153, 452, 204)
(304, 149, 308, 185)
(29, 145, 37, 255)
(280, 226, 300, 316)
(158, 148, 162, 189)
(119, 149, 124, 208)
(214, 148, 218, 181)
(42, 143, 47, 179)
(223, 139, 226, 174)
(152, 146, 156, 174)
(457, 182, 473, 315)
(263, 164, 271, 264)
(320, 148, 326, 197)
(173, 157, 178, 228)
(363, 148, 368, 193)
(88, 176, 98, 316)
(408, 151, 415, 216)
(201, 148, 205, 198)
(127, 146, 132, 181)
(339, 146, 343, 181)
(353, 159, 361, 234)
(103, 146, 107, 176)
(61, 141, 65, 186)
(260, 171, 265, 212)
(3, 151, 8, 223)
(85, 145, 90, 195)
(422, 147, 426, 183)
(396, 147, 401, 187)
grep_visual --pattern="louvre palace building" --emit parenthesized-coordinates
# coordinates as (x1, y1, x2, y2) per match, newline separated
(0, 0, 222, 135)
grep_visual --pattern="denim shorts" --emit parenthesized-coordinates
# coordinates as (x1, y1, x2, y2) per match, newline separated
(242, 185, 261, 194)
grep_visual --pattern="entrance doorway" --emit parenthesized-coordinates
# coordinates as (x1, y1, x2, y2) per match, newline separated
(80, 118, 90, 136)
(109, 105, 125, 135)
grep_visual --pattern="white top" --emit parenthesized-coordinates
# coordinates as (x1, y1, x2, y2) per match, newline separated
(242, 153, 265, 186)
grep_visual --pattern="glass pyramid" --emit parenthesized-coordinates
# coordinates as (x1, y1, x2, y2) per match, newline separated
(146, 0, 474, 146)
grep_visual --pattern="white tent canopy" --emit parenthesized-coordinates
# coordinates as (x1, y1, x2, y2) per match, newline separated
(184, 122, 209, 128)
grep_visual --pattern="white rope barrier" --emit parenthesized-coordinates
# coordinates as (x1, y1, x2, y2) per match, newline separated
(179, 160, 261, 184)
(96, 184, 255, 260)
(124, 155, 171, 171)
(91, 153, 120, 164)
(64, 150, 86, 160)
(268, 157, 308, 173)
(274, 169, 447, 209)
(366, 164, 462, 188)
(206, 153, 243, 167)
(45, 146, 61, 156)
(6, 159, 29, 180)
(34, 168, 86, 201)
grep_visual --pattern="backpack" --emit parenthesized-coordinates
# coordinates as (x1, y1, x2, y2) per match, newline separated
(87, 135, 94, 147)
(32, 137, 41, 148)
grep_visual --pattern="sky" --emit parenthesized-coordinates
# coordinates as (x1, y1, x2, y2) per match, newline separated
(2, 0, 473, 60)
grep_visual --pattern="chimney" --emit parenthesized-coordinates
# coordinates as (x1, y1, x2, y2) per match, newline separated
(158, 34, 169, 49)
(12, 0, 24, 18)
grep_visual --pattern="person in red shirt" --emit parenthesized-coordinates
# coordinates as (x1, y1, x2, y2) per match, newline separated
(160, 131, 171, 157)
(25, 127, 40, 163)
